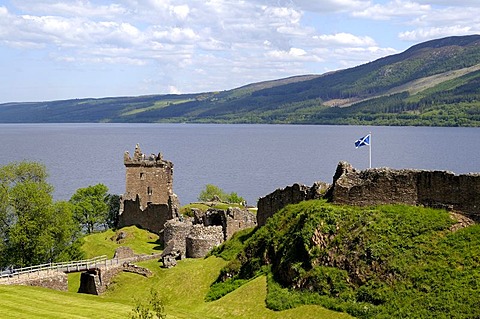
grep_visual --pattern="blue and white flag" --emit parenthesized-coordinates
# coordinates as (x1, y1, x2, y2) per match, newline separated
(355, 133, 370, 148)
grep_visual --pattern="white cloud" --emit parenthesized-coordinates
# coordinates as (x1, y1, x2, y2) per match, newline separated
(353, 0, 431, 20)
(11, 0, 128, 18)
(171, 4, 190, 20)
(2, 0, 478, 103)
(399, 26, 475, 41)
(277, 0, 371, 13)
(314, 33, 377, 46)
(168, 85, 182, 94)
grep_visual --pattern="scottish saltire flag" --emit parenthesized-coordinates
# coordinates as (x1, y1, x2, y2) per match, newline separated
(355, 133, 370, 148)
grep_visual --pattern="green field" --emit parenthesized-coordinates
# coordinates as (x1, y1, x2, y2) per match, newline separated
(0, 226, 351, 319)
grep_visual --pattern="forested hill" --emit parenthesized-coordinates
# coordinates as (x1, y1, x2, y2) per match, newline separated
(2, 35, 480, 126)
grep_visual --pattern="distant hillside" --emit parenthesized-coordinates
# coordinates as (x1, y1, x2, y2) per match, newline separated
(2, 35, 480, 126)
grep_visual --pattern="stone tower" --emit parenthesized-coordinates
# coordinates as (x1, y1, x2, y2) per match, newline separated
(118, 144, 179, 233)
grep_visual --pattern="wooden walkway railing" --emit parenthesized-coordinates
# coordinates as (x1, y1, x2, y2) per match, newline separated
(0, 252, 162, 285)
(0, 255, 118, 283)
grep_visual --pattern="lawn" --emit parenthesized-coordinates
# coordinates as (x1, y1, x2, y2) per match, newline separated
(2, 257, 351, 319)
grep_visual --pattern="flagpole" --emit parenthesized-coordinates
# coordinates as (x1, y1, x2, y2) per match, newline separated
(369, 132, 372, 169)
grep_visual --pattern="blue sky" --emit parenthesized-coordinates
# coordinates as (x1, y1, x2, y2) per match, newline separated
(1, 0, 479, 103)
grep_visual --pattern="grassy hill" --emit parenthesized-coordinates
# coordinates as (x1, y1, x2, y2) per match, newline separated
(209, 200, 480, 318)
(1, 35, 480, 126)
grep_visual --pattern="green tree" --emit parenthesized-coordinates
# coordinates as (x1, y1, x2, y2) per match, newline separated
(106, 193, 120, 229)
(198, 184, 245, 204)
(69, 184, 109, 234)
(0, 162, 83, 268)
(198, 184, 227, 202)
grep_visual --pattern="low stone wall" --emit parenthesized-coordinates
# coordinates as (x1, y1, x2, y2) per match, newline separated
(186, 225, 224, 258)
(257, 182, 329, 227)
(23, 272, 68, 292)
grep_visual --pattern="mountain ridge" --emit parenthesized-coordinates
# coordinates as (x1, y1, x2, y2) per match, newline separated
(1, 35, 480, 126)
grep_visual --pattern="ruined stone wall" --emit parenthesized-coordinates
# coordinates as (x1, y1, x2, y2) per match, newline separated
(186, 225, 224, 258)
(223, 207, 257, 239)
(416, 171, 480, 214)
(163, 218, 193, 259)
(124, 163, 173, 208)
(257, 162, 480, 226)
(123, 144, 174, 208)
(119, 196, 176, 233)
(328, 161, 480, 218)
(23, 272, 68, 292)
(200, 207, 257, 240)
(329, 162, 419, 206)
(257, 182, 329, 227)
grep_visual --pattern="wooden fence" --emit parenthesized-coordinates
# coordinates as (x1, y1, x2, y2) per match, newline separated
(0, 255, 120, 283)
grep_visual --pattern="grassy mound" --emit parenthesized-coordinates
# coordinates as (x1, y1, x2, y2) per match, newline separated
(209, 200, 480, 318)
(81, 225, 161, 258)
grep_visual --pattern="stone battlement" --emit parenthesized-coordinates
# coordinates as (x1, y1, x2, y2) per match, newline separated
(257, 162, 480, 226)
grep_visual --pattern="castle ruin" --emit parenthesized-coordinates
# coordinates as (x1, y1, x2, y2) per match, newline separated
(257, 161, 480, 226)
(118, 144, 257, 267)
(118, 144, 180, 233)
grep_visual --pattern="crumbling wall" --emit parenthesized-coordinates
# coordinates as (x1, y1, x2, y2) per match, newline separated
(223, 207, 257, 240)
(328, 161, 480, 218)
(417, 171, 480, 214)
(257, 161, 480, 226)
(23, 272, 68, 292)
(328, 162, 419, 206)
(163, 218, 193, 259)
(257, 182, 329, 227)
(119, 195, 177, 233)
(186, 225, 224, 258)
(200, 207, 257, 240)
(123, 144, 174, 208)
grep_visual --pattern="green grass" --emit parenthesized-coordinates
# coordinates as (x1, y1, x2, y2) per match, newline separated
(1, 249, 350, 318)
(103, 258, 351, 319)
(120, 99, 195, 116)
(0, 285, 131, 318)
(81, 226, 161, 258)
(208, 200, 480, 318)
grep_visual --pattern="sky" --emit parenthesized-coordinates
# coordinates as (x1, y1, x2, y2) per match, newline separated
(1, 0, 480, 103)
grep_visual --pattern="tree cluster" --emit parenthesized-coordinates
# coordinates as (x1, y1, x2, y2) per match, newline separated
(0, 161, 120, 269)
(198, 184, 245, 204)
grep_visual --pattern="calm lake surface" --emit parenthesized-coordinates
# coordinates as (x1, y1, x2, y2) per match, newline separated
(0, 123, 479, 205)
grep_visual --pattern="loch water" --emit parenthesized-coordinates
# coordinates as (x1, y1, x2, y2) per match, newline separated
(0, 123, 479, 205)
